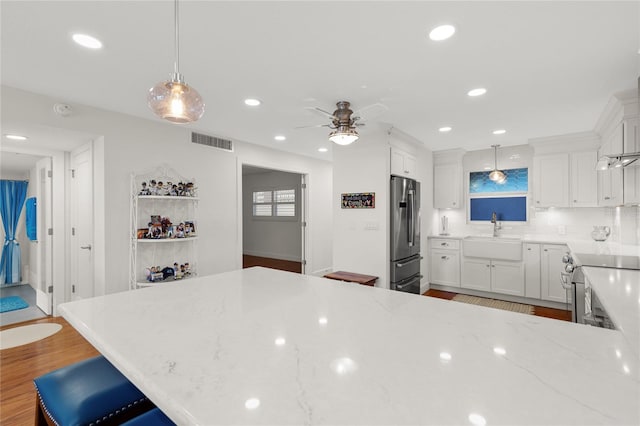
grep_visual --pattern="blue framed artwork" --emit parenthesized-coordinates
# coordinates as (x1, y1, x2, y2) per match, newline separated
(469, 168, 528, 193)
(470, 197, 527, 222)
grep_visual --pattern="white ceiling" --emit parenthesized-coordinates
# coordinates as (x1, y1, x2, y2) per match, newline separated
(1, 1, 638, 160)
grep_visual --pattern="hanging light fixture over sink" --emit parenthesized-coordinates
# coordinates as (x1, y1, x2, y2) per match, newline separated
(148, 0, 205, 124)
(489, 144, 507, 184)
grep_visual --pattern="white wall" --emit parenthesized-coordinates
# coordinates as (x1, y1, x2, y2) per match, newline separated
(0, 170, 30, 284)
(332, 126, 433, 290)
(242, 170, 302, 261)
(2, 86, 333, 298)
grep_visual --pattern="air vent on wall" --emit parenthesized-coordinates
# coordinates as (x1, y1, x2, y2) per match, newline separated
(191, 132, 233, 152)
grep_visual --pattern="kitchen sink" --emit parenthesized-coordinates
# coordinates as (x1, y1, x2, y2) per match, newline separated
(463, 235, 523, 260)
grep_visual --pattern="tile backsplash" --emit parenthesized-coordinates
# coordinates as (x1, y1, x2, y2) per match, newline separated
(434, 206, 640, 245)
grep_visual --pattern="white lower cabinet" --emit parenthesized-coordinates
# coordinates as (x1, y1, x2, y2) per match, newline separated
(461, 258, 491, 291)
(491, 261, 525, 296)
(524, 243, 541, 299)
(540, 244, 568, 303)
(430, 250, 460, 287)
(461, 258, 523, 295)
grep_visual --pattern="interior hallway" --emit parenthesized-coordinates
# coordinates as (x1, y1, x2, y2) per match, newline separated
(0, 284, 47, 327)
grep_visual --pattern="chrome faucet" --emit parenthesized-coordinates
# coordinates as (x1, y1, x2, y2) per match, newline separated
(491, 212, 501, 237)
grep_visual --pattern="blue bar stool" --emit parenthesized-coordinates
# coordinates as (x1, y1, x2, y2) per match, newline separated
(33, 355, 154, 426)
(122, 408, 175, 425)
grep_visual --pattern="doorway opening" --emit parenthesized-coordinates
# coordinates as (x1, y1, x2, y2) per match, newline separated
(241, 165, 306, 274)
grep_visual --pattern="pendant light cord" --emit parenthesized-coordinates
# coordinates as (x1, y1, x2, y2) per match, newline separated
(174, 0, 180, 75)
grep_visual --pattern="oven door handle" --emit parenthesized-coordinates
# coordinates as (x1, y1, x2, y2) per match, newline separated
(559, 272, 573, 290)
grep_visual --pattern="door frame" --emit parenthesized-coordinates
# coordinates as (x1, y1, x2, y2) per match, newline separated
(1, 145, 67, 315)
(34, 156, 53, 314)
(236, 159, 310, 273)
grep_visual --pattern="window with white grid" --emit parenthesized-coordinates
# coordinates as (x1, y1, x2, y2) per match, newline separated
(252, 189, 296, 218)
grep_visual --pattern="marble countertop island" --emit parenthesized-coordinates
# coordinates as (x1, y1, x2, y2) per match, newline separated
(59, 267, 639, 425)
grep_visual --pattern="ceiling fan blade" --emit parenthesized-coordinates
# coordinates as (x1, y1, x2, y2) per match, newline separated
(294, 123, 331, 129)
(304, 106, 338, 121)
(351, 103, 389, 122)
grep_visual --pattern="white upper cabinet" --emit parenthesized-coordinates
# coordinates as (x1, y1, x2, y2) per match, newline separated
(391, 147, 417, 178)
(533, 153, 570, 207)
(570, 151, 598, 207)
(623, 117, 640, 205)
(598, 122, 624, 207)
(433, 164, 462, 209)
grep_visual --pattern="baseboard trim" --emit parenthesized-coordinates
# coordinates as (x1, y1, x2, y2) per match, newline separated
(429, 284, 568, 310)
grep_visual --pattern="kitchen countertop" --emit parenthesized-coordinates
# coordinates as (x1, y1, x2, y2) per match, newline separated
(59, 267, 639, 425)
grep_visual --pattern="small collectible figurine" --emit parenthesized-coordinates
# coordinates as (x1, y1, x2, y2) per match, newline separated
(176, 223, 185, 238)
(184, 262, 191, 276)
(149, 180, 157, 195)
(170, 184, 178, 196)
(146, 222, 154, 239)
(139, 182, 150, 195)
(185, 182, 195, 197)
(157, 181, 166, 196)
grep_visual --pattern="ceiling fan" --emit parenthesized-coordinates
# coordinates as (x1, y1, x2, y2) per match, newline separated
(298, 101, 388, 145)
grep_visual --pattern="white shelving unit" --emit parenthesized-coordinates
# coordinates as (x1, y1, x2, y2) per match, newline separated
(129, 165, 199, 290)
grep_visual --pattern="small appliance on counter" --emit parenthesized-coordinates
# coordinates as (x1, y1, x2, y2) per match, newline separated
(590, 226, 611, 242)
(390, 175, 421, 294)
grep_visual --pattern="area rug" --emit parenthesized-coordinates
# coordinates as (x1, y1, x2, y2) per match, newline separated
(452, 294, 534, 315)
(0, 296, 29, 313)
(0, 323, 63, 350)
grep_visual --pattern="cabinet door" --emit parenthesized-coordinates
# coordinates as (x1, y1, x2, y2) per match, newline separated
(524, 243, 541, 299)
(430, 250, 460, 287)
(533, 154, 569, 207)
(623, 118, 640, 204)
(390, 148, 416, 178)
(461, 258, 491, 291)
(540, 244, 567, 303)
(598, 123, 624, 206)
(491, 261, 524, 296)
(434, 164, 461, 209)
(570, 151, 598, 207)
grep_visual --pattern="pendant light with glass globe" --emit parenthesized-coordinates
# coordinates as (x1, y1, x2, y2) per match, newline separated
(489, 144, 507, 183)
(147, 0, 205, 124)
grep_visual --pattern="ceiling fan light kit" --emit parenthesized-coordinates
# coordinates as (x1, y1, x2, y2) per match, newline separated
(489, 144, 507, 184)
(329, 126, 359, 145)
(148, 0, 204, 124)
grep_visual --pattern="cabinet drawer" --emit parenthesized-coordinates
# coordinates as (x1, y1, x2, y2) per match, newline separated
(430, 239, 459, 250)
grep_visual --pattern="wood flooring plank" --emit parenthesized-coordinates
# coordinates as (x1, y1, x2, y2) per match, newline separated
(242, 255, 302, 273)
(0, 317, 98, 425)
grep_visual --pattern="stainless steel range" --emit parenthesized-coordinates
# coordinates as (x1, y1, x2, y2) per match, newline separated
(561, 252, 640, 328)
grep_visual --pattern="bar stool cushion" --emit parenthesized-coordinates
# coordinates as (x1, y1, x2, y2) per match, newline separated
(122, 408, 175, 425)
(34, 355, 151, 426)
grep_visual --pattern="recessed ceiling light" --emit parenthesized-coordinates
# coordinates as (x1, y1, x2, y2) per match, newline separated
(438, 126, 452, 133)
(244, 98, 261, 106)
(493, 129, 506, 135)
(274, 135, 286, 141)
(5, 134, 28, 141)
(72, 33, 103, 49)
(318, 147, 328, 153)
(467, 88, 487, 97)
(429, 24, 456, 41)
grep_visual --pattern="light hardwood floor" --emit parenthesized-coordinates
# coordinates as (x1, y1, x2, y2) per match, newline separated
(0, 317, 98, 425)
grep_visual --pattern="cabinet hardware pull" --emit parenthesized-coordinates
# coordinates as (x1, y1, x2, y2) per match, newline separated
(527, 248, 531, 250)
(452, 202, 456, 205)
(604, 196, 611, 200)
(441, 242, 448, 246)
(441, 256, 449, 260)
(544, 249, 548, 251)
(486, 264, 490, 267)
(573, 200, 577, 202)
(536, 201, 540, 204)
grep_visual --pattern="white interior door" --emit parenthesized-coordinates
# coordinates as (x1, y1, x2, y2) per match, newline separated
(35, 157, 53, 315)
(70, 143, 94, 300)
(300, 174, 307, 274)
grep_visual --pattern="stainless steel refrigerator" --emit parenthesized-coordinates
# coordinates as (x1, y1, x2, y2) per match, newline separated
(390, 176, 421, 294)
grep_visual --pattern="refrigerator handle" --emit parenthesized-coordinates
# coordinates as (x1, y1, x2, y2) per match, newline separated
(408, 190, 415, 246)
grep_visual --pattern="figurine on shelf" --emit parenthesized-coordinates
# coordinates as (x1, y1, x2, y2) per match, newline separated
(169, 184, 178, 196)
(156, 181, 165, 196)
(184, 262, 191, 276)
(174, 262, 183, 279)
(176, 223, 185, 238)
(149, 180, 157, 195)
(139, 182, 151, 196)
(161, 266, 175, 280)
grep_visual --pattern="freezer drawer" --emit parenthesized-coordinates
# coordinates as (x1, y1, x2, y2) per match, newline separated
(391, 273, 421, 294)
(390, 254, 421, 283)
